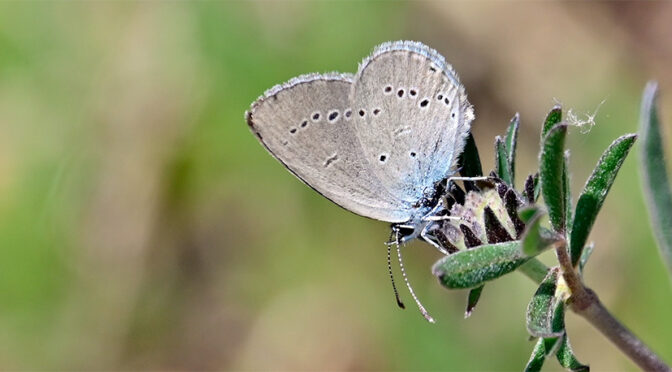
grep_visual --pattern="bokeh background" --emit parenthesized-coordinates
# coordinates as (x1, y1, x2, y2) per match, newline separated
(1, 2, 671, 370)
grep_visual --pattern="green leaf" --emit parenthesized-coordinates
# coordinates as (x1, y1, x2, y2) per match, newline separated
(524, 338, 547, 372)
(432, 241, 530, 289)
(540, 123, 568, 233)
(526, 269, 567, 369)
(519, 205, 540, 224)
(541, 105, 562, 140)
(578, 242, 594, 277)
(496, 136, 513, 185)
(522, 210, 559, 256)
(525, 334, 575, 372)
(505, 113, 520, 185)
(465, 285, 484, 318)
(556, 335, 590, 371)
(543, 334, 564, 358)
(570, 133, 637, 266)
(640, 81, 672, 279)
(534, 173, 541, 202)
(526, 268, 565, 338)
(563, 150, 573, 236)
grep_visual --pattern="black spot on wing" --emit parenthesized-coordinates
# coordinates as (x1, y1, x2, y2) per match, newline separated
(324, 154, 339, 167)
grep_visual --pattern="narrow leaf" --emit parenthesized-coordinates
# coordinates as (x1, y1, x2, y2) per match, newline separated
(524, 338, 547, 372)
(540, 124, 568, 233)
(506, 113, 520, 184)
(526, 268, 564, 338)
(534, 173, 541, 202)
(639, 81, 672, 279)
(543, 334, 564, 359)
(563, 150, 573, 236)
(570, 134, 637, 266)
(519, 205, 540, 224)
(496, 136, 513, 185)
(541, 105, 562, 140)
(522, 210, 559, 256)
(465, 285, 484, 318)
(578, 242, 594, 277)
(432, 241, 530, 289)
(556, 335, 590, 371)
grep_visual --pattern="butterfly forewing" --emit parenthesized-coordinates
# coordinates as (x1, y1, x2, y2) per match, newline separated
(351, 41, 474, 213)
(246, 73, 412, 222)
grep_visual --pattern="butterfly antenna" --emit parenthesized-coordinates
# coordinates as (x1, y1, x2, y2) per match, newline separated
(396, 243, 435, 323)
(387, 230, 405, 309)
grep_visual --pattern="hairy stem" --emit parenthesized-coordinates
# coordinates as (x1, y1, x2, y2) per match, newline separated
(549, 242, 671, 371)
(576, 289, 671, 371)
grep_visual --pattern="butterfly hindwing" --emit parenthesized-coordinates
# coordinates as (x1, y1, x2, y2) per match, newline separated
(246, 73, 412, 222)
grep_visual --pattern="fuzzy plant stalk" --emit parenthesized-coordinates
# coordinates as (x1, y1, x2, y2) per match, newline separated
(430, 86, 672, 371)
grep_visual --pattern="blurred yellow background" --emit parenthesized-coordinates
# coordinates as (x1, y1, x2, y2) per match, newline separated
(0, 2, 671, 370)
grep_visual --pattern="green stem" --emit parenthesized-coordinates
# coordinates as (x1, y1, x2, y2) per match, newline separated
(518, 258, 549, 283)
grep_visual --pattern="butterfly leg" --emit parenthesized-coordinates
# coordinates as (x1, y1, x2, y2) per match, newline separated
(446, 175, 500, 190)
(393, 222, 421, 244)
(446, 176, 492, 182)
(419, 219, 461, 256)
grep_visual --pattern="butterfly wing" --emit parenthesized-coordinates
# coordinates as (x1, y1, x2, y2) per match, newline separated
(246, 73, 412, 222)
(350, 41, 474, 214)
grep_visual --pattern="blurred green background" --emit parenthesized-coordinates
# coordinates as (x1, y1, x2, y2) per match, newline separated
(0, 2, 671, 370)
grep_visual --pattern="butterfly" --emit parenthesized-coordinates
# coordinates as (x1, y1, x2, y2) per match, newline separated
(246, 41, 475, 322)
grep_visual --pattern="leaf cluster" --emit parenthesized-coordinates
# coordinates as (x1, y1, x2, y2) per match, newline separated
(430, 100, 642, 370)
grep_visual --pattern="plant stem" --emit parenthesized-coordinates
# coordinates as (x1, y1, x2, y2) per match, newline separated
(576, 289, 671, 372)
(518, 258, 549, 283)
(552, 242, 671, 371)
